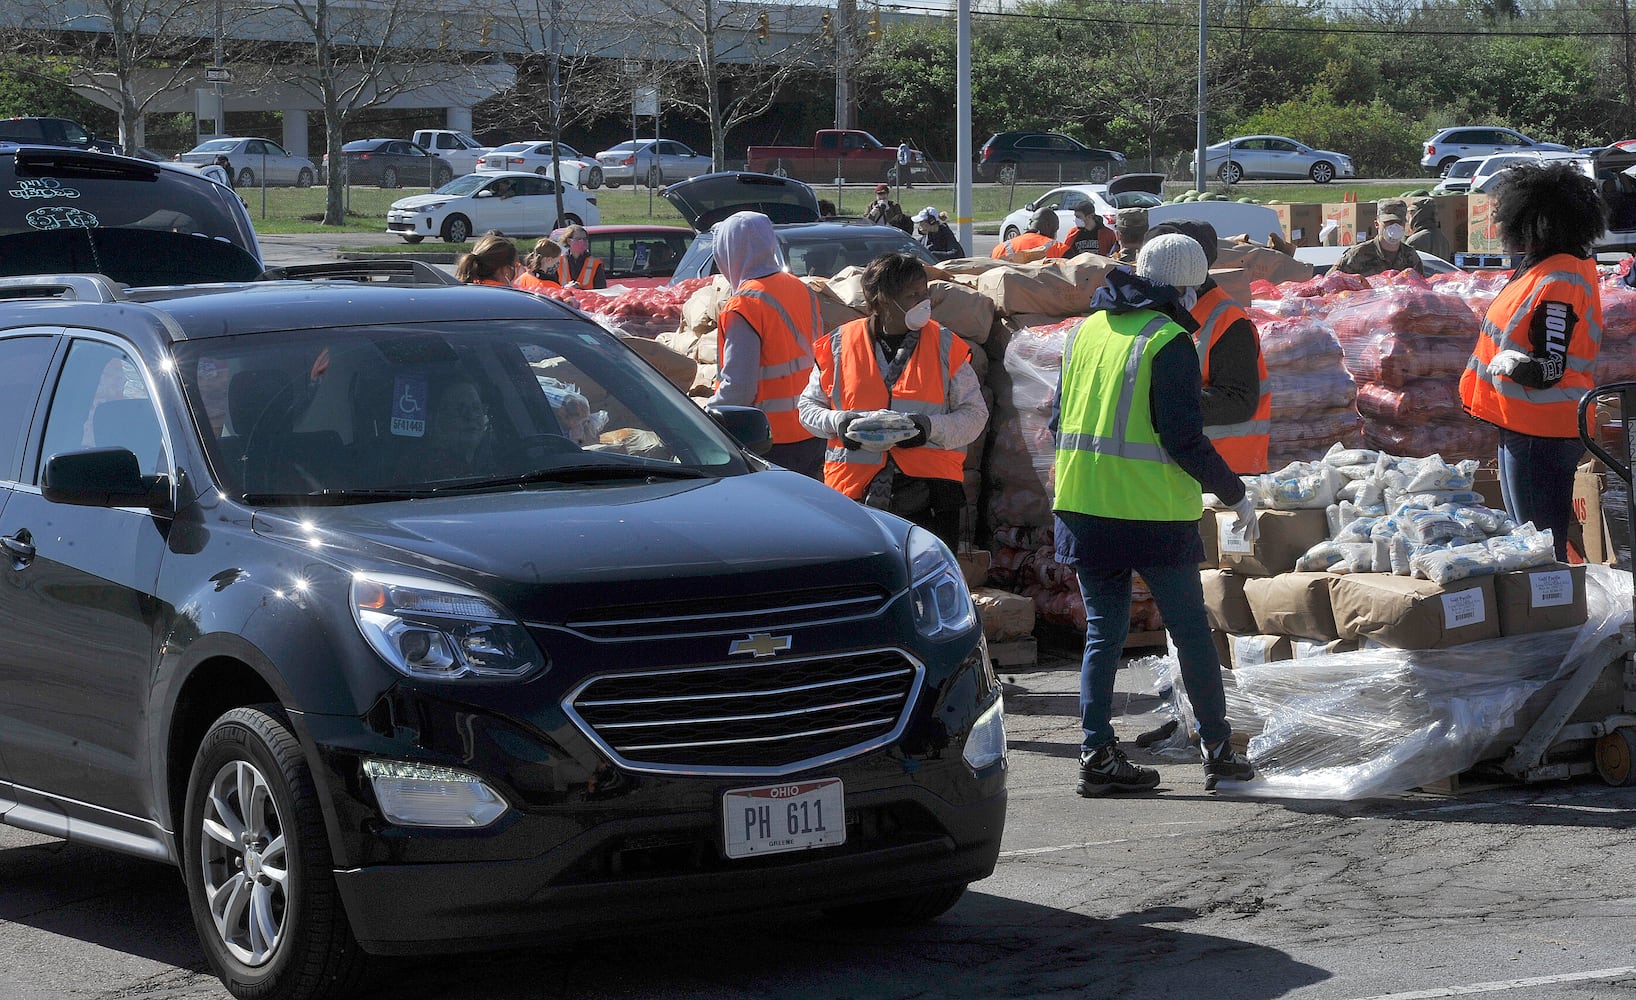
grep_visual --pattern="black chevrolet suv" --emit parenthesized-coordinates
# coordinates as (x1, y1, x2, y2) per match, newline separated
(0, 144, 1007, 1000)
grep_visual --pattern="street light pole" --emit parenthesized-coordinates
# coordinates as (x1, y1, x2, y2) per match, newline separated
(549, 0, 565, 227)
(1194, 0, 1207, 194)
(956, 0, 971, 252)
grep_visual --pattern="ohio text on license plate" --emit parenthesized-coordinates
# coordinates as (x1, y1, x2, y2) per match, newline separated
(722, 778, 845, 859)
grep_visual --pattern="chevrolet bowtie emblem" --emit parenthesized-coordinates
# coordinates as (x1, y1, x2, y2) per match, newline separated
(729, 633, 792, 659)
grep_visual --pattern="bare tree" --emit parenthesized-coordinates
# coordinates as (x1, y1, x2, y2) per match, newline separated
(268, 0, 507, 226)
(624, 0, 823, 170)
(0, 0, 211, 152)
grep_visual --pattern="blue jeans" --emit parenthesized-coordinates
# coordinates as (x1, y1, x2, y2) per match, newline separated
(1497, 428, 1583, 562)
(1075, 561, 1230, 752)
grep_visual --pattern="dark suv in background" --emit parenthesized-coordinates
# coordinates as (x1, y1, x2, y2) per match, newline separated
(0, 116, 123, 154)
(978, 131, 1127, 184)
(0, 144, 1007, 1000)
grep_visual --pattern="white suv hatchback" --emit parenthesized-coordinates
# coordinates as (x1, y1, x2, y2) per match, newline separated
(1421, 127, 1571, 176)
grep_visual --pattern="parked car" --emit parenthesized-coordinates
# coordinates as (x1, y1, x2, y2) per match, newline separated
(0, 143, 261, 285)
(595, 139, 712, 189)
(1191, 135, 1355, 184)
(1430, 155, 1486, 196)
(1420, 126, 1571, 176)
(411, 128, 490, 176)
(321, 138, 452, 188)
(475, 140, 603, 189)
(177, 137, 316, 188)
(661, 172, 935, 281)
(542, 224, 694, 287)
(998, 178, 1164, 242)
(977, 131, 1127, 185)
(0, 202, 1006, 998)
(385, 170, 599, 244)
(0, 116, 122, 154)
(1468, 150, 1589, 194)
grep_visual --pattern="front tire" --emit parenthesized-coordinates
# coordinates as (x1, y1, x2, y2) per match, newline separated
(1218, 160, 1243, 185)
(401, 234, 424, 244)
(824, 885, 967, 926)
(585, 166, 603, 189)
(645, 165, 662, 189)
(433, 168, 452, 187)
(1438, 157, 1459, 177)
(296, 168, 313, 188)
(441, 214, 471, 243)
(380, 167, 399, 189)
(237, 168, 256, 188)
(182, 706, 367, 1000)
(1087, 161, 1111, 184)
(1001, 225, 1020, 241)
(1309, 160, 1335, 184)
(560, 213, 583, 228)
(996, 162, 1018, 185)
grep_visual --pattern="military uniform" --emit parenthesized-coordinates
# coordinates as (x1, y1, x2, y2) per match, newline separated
(1333, 237, 1426, 277)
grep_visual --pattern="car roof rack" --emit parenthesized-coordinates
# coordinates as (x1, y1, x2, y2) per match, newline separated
(0, 274, 126, 302)
(257, 259, 460, 286)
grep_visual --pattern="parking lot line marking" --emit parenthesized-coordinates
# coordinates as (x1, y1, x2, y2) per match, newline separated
(1345, 966, 1636, 999)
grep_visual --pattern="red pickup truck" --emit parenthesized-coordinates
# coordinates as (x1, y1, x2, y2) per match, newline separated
(746, 129, 922, 184)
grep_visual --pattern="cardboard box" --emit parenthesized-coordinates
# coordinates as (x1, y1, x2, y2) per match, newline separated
(972, 587, 1036, 641)
(1431, 195, 1468, 254)
(958, 549, 991, 588)
(1495, 563, 1587, 636)
(1330, 574, 1500, 649)
(1243, 572, 1340, 640)
(1572, 467, 1613, 565)
(1216, 509, 1330, 577)
(1321, 201, 1377, 247)
(1210, 266, 1251, 307)
(1473, 469, 1503, 511)
(1290, 637, 1360, 658)
(1228, 633, 1291, 669)
(1212, 629, 1233, 670)
(1273, 203, 1323, 248)
(1201, 569, 1256, 634)
(1467, 193, 1503, 253)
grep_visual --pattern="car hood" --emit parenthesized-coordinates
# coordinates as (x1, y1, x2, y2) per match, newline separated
(662, 171, 821, 230)
(248, 470, 908, 623)
(1108, 173, 1164, 196)
(389, 192, 458, 211)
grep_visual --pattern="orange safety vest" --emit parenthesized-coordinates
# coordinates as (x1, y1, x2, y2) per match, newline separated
(513, 271, 562, 293)
(716, 272, 821, 445)
(468, 278, 510, 287)
(557, 255, 604, 287)
(990, 232, 1054, 259)
(1460, 254, 1603, 439)
(1190, 284, 1270, 474)
(815, 318, 970, 499)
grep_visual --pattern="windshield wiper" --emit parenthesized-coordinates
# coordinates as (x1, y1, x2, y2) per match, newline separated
(453, 464, 711, 489)
(240, 488, 435, 505)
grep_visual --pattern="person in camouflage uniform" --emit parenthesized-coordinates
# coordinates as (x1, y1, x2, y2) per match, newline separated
(1334, 199, 1426, 277)
(1405, 196, 1453, 263)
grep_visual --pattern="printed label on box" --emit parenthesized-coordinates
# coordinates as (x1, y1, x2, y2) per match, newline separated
(1291, 639, 1324, 659)
(1528, 570, 1573, 608)
(1217, 512, 1254, 555)
(1440, 588, 1487, 629)
(1232, 636, 1268, 667)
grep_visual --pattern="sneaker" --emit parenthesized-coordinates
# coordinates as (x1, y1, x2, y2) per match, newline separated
(1077, 744, 1161, 797)
(1203, 741, 1256, 790)
(1134, 718, 1179, 748)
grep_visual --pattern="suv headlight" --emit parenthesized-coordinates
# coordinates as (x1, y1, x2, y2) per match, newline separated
(907, 527, 976, 639)
(351, 572, 545, 680)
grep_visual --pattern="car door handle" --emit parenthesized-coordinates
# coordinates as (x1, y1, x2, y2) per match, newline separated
(2, 530, 34, 566)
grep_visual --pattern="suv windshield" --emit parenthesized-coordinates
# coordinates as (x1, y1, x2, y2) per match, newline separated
(0, 148, 261, 285)
(173, 319, 747, 501)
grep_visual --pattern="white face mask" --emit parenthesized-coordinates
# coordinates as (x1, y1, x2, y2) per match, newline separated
(903, 298, 933, 328)
(1177, 288, 1199, 311)
(1383, 224, 1405, 244)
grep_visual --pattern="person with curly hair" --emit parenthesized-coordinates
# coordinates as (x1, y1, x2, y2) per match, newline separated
(1460, 160, 1608, 560)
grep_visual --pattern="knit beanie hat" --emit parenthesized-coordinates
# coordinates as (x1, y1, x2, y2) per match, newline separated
(1135, 233, 1208, 289)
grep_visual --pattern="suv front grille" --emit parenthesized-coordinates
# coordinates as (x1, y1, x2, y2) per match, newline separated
(558, 584, 891, 641)
(565, 649, 922, 775)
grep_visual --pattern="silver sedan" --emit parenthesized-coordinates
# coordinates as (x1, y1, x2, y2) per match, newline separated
(1191, 135, 1356, 184)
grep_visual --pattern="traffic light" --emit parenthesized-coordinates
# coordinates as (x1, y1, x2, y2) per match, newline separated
(820, 11, 832, 37)
(480, 16, 493, 47)
(868, 9, 881, 38)
(757, 11, 770, 44)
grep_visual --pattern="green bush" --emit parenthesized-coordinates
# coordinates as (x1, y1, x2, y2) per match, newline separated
(1225, 87, 1426, 177)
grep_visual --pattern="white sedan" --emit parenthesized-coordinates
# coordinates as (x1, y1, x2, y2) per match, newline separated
(175, 137, 317, 188)
(475, 141, 603, 190)
(385, 171, 599, 244)
(1190, 135, 1356, 184)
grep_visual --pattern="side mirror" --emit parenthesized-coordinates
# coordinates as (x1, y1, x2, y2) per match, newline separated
(705, 405, 773, 456)
(42, 448, 171, 511)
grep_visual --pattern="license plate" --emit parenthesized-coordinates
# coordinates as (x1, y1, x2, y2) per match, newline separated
(722, 778, 845, 859)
